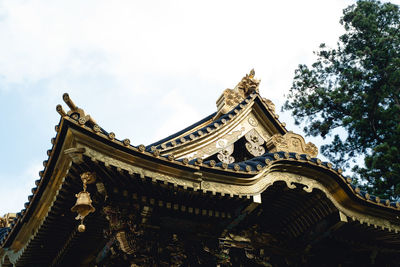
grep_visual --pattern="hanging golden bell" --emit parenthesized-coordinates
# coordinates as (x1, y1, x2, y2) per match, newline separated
(71, 191, 95, 220)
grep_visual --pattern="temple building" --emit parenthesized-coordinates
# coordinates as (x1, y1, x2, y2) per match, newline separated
(1, 71, 400, 266)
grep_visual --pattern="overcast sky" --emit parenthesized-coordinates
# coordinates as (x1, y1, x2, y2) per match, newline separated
(1, 0, 398, 216)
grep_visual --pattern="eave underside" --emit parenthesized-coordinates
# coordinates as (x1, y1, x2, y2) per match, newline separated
(7, 159, 400, 267)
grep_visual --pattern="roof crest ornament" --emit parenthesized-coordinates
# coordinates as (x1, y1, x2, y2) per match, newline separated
(0, 213, 16, 228)
(216, 69, 259, 116)
(216, 69, 275, 116)
(234, 68, 260, 96)
(56, 93, 97, 126)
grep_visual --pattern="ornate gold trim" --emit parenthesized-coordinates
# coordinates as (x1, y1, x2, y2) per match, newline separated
(216, 70, 261, 115)
(266, 131, 318, 157)
(189, 127, 245, 161)
(79, 136, 400, 231)
(245, 129, 265, 157)
(80, 140, 400, 232)
(260, 172, 400, 232)
(83, 147, 202, 191)
(0, 214, 16, 228)
(217, 144, 235, 164)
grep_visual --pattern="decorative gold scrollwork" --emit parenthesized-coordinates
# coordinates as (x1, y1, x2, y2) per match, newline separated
(217, 144, 235, 164)
(0, 213, 16, 228)
(266, 131, 318, 157)
(248, 116, 258, 127)
(190, 127, 245, 160)
(236, 69, 260, 96)
(305, 142, 318, 158)
(245, 129, 265, 157)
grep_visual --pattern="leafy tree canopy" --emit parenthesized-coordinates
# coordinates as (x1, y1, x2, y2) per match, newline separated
(283, 0, 400, 198)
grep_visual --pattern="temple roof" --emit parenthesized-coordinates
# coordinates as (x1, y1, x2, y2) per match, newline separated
(147, 94, 287, 153)
(1, 70, 400, 265)
(0, 229, 9, 245)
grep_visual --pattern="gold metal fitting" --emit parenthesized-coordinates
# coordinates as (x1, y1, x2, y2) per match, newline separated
(71, 172, 96, 232)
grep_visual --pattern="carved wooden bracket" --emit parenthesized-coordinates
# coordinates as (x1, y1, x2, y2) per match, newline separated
(103, 205, 147, 256)
(64, 147, 86, 164)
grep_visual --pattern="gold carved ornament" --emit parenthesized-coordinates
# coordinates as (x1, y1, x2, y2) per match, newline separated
(190, 127, 245, 160)
(216, 69, 260, 115)
(216, 70, 276, 115)
(236, 69, 260, 96)
(266, 131, 318, 158)
(71, 172, 96, 232)
(217, 144, 235, 164)
(0, 217, 6, 228)
(57, 93, 97, 126)
(245, 129, 266, 157)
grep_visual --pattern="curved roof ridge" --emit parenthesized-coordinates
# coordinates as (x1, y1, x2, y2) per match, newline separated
(146, 111, 217, 150)
(149, 94, 256, 152)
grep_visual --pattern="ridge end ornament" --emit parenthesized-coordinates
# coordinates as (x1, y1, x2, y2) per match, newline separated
(60, 93, 97, 125)
(216, 70, 263, 115)
(235, 68, 260, 96)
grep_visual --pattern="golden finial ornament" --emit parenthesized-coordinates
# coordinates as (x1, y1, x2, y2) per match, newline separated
(59, 93, 97, 126)
(249, 68, 255, 78)
(216, 69, 262, 116)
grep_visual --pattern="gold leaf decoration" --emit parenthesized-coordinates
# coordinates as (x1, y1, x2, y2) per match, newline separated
(266, 131, 318, 157)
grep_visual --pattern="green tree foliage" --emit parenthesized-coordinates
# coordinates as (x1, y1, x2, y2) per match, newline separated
(283, 0, 400, 198)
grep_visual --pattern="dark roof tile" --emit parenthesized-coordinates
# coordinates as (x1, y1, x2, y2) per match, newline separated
(0, 228, 10, 243)
(150, 94, 256, 151)
(146, 112, 217, 151)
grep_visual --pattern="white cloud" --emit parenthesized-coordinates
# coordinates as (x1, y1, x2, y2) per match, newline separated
(152, 89, 202, 142)
(0, 0, 351, 94)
